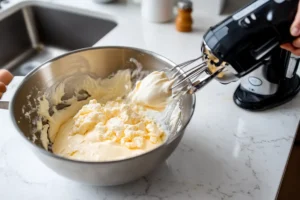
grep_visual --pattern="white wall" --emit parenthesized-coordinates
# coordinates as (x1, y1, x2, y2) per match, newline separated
(192, 0, 226, 14)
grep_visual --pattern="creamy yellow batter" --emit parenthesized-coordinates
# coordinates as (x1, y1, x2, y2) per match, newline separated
(52, 99, 166, 161)
(37, 69, 175, 162)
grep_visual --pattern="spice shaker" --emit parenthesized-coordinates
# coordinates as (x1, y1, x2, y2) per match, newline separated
(176, 0, 193, 32)
(141, 0, 174, 23)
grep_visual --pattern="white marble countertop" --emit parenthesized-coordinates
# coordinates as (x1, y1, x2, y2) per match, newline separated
(1, 0, 299, 199)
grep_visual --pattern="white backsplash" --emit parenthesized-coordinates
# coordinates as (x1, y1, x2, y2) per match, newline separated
(192, 0, 226, 15)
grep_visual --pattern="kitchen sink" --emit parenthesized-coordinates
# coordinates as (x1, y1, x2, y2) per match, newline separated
(0, 3, 117, 75)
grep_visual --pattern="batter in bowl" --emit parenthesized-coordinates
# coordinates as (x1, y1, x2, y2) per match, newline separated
(37, 69, 176, 162)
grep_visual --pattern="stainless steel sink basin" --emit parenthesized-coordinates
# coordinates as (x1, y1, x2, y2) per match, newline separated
(0, 4, 117, 75)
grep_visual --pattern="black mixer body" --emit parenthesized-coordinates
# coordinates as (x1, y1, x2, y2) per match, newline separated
(202, 0, 300, 110)
(203, 0, 298, 76)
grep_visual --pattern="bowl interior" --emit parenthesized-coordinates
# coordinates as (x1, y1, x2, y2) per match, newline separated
(10, 47, 195, 157)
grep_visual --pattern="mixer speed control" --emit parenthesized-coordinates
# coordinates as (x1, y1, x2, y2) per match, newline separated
(239, 14, 256, 28)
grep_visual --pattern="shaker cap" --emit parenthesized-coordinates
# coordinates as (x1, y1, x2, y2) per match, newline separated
(178, 0, 193, 10)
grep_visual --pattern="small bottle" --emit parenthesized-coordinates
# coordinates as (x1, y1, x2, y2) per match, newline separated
(141, 0, 174, 23)
(176, 0, 193, 32)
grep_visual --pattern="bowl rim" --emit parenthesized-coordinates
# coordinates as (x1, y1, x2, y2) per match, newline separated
(10, 46, 196, 164)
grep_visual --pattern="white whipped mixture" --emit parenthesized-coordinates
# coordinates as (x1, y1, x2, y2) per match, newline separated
(36, 69, 177, 162)
(128, 71, 174, 111)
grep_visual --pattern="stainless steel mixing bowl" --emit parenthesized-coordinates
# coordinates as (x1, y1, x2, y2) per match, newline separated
(7, 46, 196, 186)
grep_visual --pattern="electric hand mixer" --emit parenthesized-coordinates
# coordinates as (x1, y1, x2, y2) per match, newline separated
(172, 0, 300, 110)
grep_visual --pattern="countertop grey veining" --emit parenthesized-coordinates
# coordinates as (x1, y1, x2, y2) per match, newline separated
(1, 0, 299, 199)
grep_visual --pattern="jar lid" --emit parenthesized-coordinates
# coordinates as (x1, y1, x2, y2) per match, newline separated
(178, 0, 193, 10)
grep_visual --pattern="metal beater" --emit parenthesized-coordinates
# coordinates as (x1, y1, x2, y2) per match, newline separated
(168, 44, 227, 95)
